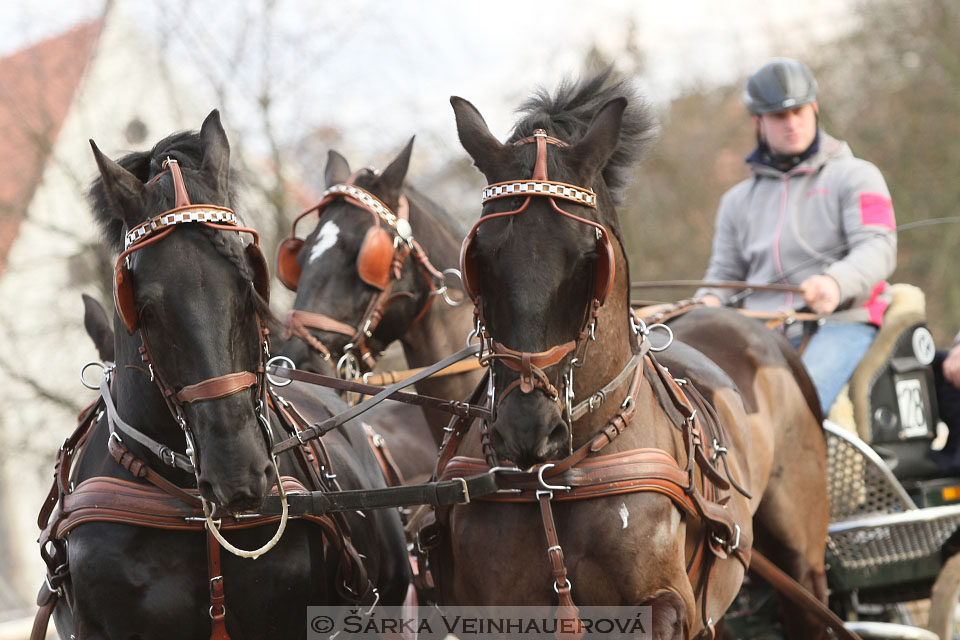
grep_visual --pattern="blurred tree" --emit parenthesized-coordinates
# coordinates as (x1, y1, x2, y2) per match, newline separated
(622, 0, 960, 343)
(818, 0, 960, 344)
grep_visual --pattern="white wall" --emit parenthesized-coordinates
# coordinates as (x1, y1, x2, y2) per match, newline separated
(0, 10, 209, 615)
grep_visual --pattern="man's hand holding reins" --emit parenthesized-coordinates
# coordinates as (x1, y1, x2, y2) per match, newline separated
(801, 274, 840, 314)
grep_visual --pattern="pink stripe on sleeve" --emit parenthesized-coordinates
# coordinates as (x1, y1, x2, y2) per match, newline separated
(860, 193, 895, 229)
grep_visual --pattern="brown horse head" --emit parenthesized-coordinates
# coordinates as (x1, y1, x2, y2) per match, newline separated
(452, 72, 654, 468)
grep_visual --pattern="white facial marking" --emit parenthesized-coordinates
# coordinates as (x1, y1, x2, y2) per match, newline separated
(619, 502, 629, 529)
(307, 221, 340, 264)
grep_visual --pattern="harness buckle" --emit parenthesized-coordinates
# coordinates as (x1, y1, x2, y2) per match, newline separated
(454, 477, 470, 504)
(588, 390, 605, 412)
(537, 463, 571, 492)
(158, 446, 177, 468)
(711, 438, 728, 463)
(44, 573, 63, 597)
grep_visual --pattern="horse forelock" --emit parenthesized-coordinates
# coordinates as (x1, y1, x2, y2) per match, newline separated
(504, 70, 653, 309)
(88, 130, 240, 254)
(508, 68, 657, 206)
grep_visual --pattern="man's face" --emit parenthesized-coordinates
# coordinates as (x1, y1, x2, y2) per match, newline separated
(754, 101, 818, 156)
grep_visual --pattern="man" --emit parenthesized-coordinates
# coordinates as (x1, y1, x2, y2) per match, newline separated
(696, 58, 897, 414)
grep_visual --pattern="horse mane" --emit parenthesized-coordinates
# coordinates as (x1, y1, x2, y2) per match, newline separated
(87, 130, 278, 329)
(508, 68, 657, 206)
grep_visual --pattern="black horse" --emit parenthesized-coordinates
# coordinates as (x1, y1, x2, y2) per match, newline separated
(276, 140, 480, 445)
(43, 111, 410, 639)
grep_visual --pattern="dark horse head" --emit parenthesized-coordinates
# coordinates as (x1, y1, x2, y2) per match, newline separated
(276, 138, 440, 374)
(89, 110, 277, 512)
(453, 71, 655, 468)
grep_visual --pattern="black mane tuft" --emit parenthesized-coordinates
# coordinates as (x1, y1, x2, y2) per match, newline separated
(509, 68, 657, 204)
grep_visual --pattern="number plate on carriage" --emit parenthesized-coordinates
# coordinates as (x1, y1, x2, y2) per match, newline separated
(895, 374, 929, 438)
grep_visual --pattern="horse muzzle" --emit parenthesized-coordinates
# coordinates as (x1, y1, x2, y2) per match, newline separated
(490, 391, 569, 469)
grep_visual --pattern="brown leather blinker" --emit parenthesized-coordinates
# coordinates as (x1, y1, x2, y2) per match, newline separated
(115, 261, 138, 335)
(356, 225, 395, 290)
(275, 237, 305, 291)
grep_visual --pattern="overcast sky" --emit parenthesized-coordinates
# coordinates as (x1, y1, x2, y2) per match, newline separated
(1, 0, 857, 168)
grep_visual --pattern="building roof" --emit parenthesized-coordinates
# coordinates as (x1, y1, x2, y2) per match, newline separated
(0, 19, 103, 274)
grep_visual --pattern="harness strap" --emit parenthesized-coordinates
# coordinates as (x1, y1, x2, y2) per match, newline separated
(270, 343, 482, 455)
(101, 376, 195, 473)
(207, 530, 231, 640)
(750, 551, 861, 640)
(538, 491, 583, 640)
(177, 371, 257, 404)
(363, 423, 406, 487)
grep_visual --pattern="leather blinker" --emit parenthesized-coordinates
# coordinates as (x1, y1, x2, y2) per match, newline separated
(357, 225, 395, 290)
(275, 237, 304, 291)
(114, 261, 138, 335)
(246, 243, 271, 302)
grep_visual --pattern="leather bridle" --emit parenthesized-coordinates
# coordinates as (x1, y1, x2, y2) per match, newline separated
(276, 172, 453, 378)
(110, 158, 274, 482)
(459, 130, 622, 431)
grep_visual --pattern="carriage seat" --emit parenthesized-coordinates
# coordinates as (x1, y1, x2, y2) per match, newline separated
(826, 283, 941, 479)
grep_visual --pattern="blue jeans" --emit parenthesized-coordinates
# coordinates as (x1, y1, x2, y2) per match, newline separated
(790, 323, 878, 414)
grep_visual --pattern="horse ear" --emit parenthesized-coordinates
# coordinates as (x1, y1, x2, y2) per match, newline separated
(451, 96, 505, 180)
(82, 293, 115, 362)
(200, 109, 230, 199)
(325, 150, 351, 187)
(568, 97, 627, 181)
(90, 139, 145, 222)
(373, 136, 414, 210)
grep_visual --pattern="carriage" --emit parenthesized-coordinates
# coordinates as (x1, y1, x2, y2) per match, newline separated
(720, 283, 960, 639)
(33, 76, 960, 640)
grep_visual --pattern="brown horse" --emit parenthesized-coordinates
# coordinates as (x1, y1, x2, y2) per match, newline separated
(427, 72, 829, 639)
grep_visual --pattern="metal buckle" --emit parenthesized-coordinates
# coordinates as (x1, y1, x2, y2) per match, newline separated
(454, 477, 470, 504)
(44, 573, 63, 597)
(537, 463, 571, 492)
(711, 438, 728, 463)
(588, 390, 605, 412)
(158, 446, 177, 468)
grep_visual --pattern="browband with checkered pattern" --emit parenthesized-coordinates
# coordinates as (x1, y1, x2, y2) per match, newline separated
(323, 183, 399, 227)
(481, 180, 596, 208)
(124, 205, 238, 249)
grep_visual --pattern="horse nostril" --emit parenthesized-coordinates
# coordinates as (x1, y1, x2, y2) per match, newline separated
(263, 462, 276, 486)
(198, 478, 216, 503)
(548, 422, 568, 446)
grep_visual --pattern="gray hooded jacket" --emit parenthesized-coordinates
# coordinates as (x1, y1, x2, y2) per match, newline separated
(696, 130, 897, 327)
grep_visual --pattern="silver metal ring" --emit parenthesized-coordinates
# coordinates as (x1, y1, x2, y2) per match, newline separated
(80, 361, 107, 390)
(647, 323, 675, 352)
(265, 356, 295, 387)
(440, 269, 465, 307)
